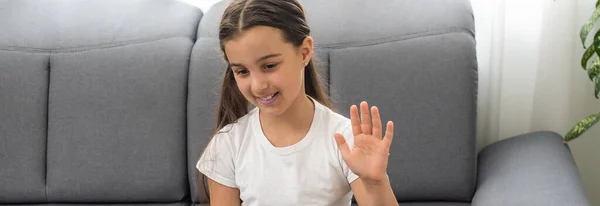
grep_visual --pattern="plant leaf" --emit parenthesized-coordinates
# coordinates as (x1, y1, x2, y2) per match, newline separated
(594, 29, 600, 58)
(588, 57, 600, 80)
(588, 65, 600, 81)
(582, 45, 595, 69)
(597, 0, 600, 8)
(565, 112, 600, 142)
(580, 6, 600, 47)
(595, 76, 600, 98)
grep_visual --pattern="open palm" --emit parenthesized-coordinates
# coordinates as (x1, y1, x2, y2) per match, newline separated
(334, 101, 395, 182)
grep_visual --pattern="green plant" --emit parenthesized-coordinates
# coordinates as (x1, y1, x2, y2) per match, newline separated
(565, 0, 600, 143)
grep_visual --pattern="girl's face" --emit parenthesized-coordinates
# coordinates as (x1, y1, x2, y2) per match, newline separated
(224, 26, 312, 116)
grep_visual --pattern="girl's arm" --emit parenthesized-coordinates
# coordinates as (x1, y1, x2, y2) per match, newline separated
(206, 179, 241, 206)
(334, 101, 399, 206)
(351, 178, 399, 206)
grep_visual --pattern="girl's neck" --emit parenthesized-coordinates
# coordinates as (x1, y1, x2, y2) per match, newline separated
(258, 93, 315, 146)
(260, 93, 314, 128)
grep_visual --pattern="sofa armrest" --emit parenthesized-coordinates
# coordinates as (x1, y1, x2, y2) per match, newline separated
(472, 131, 589, 206)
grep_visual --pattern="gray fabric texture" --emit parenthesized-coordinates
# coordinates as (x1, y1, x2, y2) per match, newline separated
(329, 32, 477, 201)
(299, 0, 474, 49)
(0, 0, 203, 203)
(472, 131, 590, 206)
(316, 0, 478, 201)
(187, 38, 227, 203)
(0, 0, 202, 51)
(0, 52, 48, 203)
(46, 38, 192, 202)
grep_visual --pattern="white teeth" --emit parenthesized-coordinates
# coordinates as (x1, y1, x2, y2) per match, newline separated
(259, 93, 276, 101)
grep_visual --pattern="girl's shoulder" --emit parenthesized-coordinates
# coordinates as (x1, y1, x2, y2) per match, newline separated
(218, 106, 258, 131)
(211, 107, 258, 145)
(314, 100, 352, 132)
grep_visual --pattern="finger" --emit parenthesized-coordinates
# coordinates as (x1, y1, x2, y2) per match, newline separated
(350, 105, 362, 136)
(360, 101, 372, 135)
(334, 133, 351, 158)
(371, 106, 383, 139)
(383, 121, 394, 146)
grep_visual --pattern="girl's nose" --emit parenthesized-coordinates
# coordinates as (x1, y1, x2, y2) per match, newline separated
(251, 73, 269, 91)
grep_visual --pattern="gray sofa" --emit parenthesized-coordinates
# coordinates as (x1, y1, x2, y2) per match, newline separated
(0, 0, 589, 205)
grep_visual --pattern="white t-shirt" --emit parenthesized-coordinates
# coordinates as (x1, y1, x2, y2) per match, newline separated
(196, 97, 359, 206)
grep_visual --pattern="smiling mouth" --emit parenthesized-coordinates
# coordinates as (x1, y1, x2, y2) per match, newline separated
(257, 92, 279, 101)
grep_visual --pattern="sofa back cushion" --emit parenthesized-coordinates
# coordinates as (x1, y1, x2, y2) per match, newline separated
(0, 0, 202, 203)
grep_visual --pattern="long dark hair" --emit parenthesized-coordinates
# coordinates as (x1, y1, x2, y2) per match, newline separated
(199, 0, 333, 201)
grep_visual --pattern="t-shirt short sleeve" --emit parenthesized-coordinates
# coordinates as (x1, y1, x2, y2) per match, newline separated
(340, 124, 359, 184)
(196, 132, 237, 188)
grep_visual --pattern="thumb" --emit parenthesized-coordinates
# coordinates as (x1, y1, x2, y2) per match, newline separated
(334, 133, 351, 158)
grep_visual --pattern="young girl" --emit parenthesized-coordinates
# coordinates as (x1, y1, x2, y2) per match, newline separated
(196, 0, 399, 205)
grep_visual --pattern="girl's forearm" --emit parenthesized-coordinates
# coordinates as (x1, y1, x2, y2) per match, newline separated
(362, 177, 399, 206)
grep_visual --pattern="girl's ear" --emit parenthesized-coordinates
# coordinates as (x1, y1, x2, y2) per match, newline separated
(300, 36, 314, 65)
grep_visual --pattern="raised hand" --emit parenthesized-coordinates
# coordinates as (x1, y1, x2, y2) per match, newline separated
(334, 101, 394, 183)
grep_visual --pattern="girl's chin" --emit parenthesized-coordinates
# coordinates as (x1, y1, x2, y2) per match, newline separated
(256, 100, 288, 115)
(258, 107, 288, 118)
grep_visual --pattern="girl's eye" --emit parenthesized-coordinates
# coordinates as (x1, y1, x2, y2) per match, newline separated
(235, 69, 248, 76)
(264, 63, 278, 70)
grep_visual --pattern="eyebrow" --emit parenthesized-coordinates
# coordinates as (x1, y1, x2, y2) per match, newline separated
(230, 53, 282, 67)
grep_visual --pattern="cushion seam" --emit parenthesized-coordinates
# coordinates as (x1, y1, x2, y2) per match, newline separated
(316, 27, 473, 49)
(0, 34, 192, 53)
